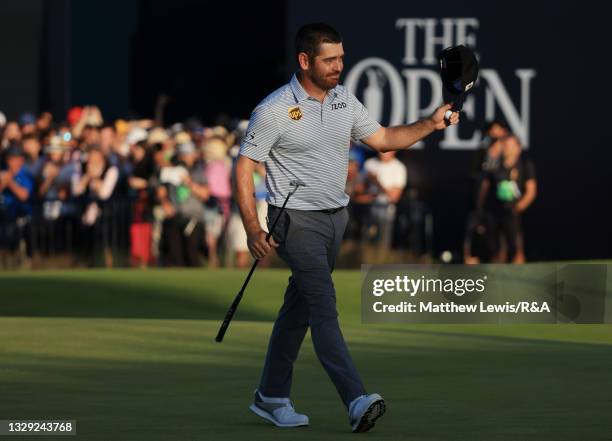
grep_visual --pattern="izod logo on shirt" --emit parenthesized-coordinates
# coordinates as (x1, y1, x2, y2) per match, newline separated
(288, 106, 303, 121)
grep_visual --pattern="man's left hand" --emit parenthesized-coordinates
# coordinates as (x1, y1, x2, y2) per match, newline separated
(431, 104, 460, 130)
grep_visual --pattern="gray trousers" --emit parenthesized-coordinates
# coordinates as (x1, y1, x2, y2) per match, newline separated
(258, 205, 366, 408)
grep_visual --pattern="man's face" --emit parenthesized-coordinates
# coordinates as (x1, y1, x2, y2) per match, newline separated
(100, 127, 115, 149)
(83, 127, 101, 145)
(7, 155, 24, 174)
(49, 150, 63, 163)
(488, 123, 508, 140)
(154, 150, 165, 167)
(5, 122, 21, 141)
(180, 152, 196, 168)
(131, 144, 146, 161)
(503, 136, 521, 163)
(23, 138, 41, 158)
(305, 42, 344, 90)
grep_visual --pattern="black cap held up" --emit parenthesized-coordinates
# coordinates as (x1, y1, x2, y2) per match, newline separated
(438, 45, 479, 111)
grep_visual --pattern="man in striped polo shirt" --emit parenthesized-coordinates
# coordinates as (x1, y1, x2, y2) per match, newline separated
(236, 23, 459, 433)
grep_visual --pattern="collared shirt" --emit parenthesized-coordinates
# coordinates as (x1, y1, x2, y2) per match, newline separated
(364, 157, 407, 205)
(239, 73, 381, 210)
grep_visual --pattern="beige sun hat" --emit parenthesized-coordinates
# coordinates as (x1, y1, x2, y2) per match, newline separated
(44, 135, 67, 154)
(210, 125, 228, 138)
(148, 127, 169, 145)
(203, 137, 228, 162)
(174, 131, 192, 144)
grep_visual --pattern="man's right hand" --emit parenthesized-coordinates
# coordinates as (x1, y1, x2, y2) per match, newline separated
(247, 229, 278, 259)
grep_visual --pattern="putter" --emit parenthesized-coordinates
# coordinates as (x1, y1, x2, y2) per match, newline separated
(215, 180, 304, 342)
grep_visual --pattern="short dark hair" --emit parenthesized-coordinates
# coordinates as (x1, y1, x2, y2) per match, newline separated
(100, 122, 115, 132)
(483, 119, 508, 134)
(21, 133, 39, 142)
(295, 23, 342, 63)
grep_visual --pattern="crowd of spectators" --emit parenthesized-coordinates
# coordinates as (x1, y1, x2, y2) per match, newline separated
(0, 107, 264, 269)
(0, 108, 535, 269)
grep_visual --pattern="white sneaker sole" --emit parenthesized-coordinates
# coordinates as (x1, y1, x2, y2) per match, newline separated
(249, 403, 309, 428)
(351, 398, 386, 433)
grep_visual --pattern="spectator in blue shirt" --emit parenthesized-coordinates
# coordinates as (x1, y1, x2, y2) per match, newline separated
(0, 146, 33, 256)
(0, 146, 33, 220)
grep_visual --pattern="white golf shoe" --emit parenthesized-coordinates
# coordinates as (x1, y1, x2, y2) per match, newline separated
(348, 393, 386, 433)
(249, 390, 309, 428)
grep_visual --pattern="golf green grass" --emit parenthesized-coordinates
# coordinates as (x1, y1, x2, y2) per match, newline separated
(1, 269, 611, 440)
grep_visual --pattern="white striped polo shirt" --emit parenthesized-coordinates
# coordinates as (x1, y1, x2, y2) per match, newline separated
(239, 73, 381, 210)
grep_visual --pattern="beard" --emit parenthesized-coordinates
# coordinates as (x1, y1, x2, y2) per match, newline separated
(309, 68, 340, 90)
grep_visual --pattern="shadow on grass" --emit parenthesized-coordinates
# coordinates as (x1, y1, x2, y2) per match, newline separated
(2, 334, 612, 441)
(0, 275, 274, 322)
(363, 326, 612, 348)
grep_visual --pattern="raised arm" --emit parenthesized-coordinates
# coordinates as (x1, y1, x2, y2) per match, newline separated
(362, 104, 459, 153)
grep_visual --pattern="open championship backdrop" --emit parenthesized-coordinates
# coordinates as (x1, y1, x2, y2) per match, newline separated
(288, 1, 612, 261)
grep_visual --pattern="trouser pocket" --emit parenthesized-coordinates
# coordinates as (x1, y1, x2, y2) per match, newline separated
(267, 206, 290, 245)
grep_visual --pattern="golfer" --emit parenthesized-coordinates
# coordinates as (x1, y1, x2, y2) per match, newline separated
(236, 23, 459, 433)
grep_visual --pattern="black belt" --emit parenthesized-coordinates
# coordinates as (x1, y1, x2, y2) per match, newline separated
(312, 207, 345, 214)
(270, 205, 345, 214)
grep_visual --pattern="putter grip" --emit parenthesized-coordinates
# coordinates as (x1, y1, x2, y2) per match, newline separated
(215, 291, 244, 342)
